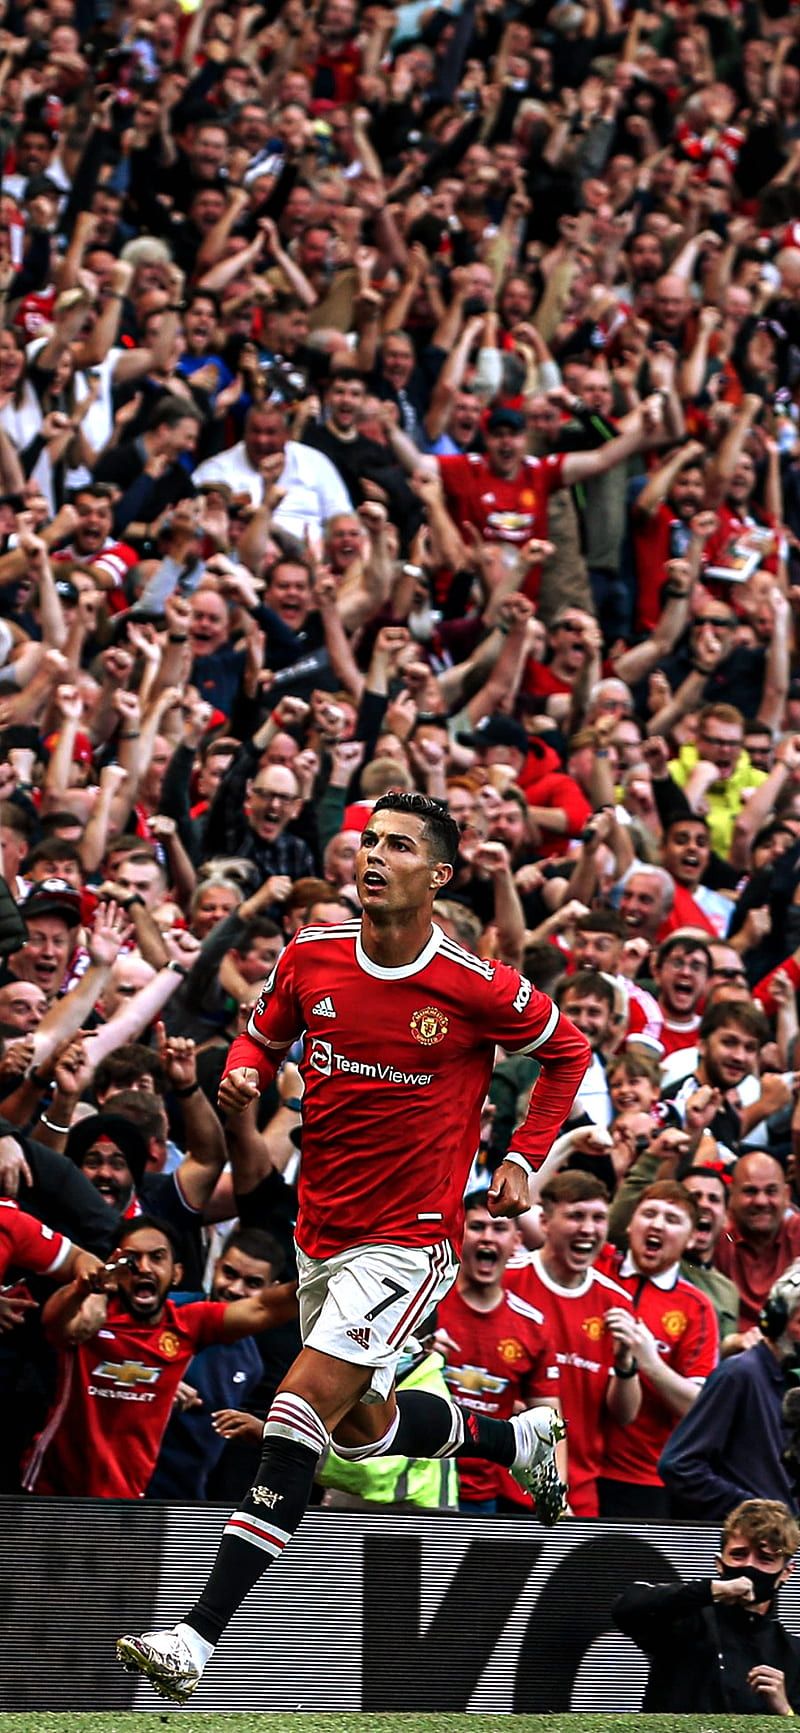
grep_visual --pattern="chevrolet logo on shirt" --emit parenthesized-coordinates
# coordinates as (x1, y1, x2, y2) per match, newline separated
(91, 1360, 162, 1386)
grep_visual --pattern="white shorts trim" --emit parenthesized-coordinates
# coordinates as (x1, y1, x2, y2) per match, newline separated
(296, 1240, 458, 1403)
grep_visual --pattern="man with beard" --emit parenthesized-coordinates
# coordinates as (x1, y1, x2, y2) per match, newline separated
(435, 1192, 563, 1515)
(23, 1216, 296, 1499)
(506, 1171, 639, 1518)
(716, 1154, 800, 1333)
(65, 1088, 227, 1290)
(192, 402, 351, 536)
(614, 1497, 800, 1708)
(301, 369, 418, 530)
(204, 753, 315, 893)
(599, 1181, 719, 1519)
(666, 1003, 789, 1166)
(651, 931, 712, 1060)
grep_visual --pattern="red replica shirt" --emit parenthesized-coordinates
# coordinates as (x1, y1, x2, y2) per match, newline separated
(631, 502, 683, 632)
(505, 1250, 632, 1517)
(229, 920, 590, 1261)
(0, 1198, 71, 1283)
(437, 452, 565, 597)
(52, 538, 138, 615)
(437, 1283, 559, 1507)
(25, 1295, 228, 1499)
(601, 1253, 718, 1487)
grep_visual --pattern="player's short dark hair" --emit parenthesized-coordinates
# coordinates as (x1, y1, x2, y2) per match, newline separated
(219, 1224, 286, 1277)
(540, 1171, 610, 1209)
(116, 1213, 184, 1263)
(372, 791, 460, 866)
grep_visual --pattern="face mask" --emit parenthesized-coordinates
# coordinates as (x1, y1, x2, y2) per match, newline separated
(719, 1562, 784, 1602)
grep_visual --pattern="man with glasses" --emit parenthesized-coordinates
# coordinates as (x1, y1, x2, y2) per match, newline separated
(670, 703, 767, 860)
(206, 734, 316, 903)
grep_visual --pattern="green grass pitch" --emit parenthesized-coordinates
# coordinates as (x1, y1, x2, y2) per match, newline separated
(0, 1717, 787, 1731)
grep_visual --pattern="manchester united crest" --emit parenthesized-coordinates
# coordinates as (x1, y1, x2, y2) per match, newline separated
(410, 1006, 449, 1045)
(582, 1315, 605, 1342)
(498, 1337, 524, 1365)
(662, 1309, 687, 1340)
(158, 1331, 181, 1359)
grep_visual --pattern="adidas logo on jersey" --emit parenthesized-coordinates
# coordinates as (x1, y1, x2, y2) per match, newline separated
(345, 1326, 371, 1349)
(311, 996, 335, 1017)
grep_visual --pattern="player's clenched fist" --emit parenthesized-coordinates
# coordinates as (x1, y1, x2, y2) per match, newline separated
(487, 1159, 530, 1219)
(218, 1067, 261, 1114)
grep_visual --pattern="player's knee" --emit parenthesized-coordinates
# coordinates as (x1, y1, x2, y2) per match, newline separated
(331, 1411, 400, 1461)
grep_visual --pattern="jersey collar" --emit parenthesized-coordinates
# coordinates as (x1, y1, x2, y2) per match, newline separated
(620, 1251, 681, 1290)
(355, 920, 443, 980)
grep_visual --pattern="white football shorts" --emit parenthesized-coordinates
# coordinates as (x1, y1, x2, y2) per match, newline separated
(296, 1239, 458, 1402)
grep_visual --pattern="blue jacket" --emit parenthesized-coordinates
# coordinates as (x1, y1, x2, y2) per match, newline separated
(659, 1340, 797, 1520)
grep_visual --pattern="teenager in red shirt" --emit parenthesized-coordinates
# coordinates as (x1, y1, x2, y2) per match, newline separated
(600, 1180, 719, 1520)
(436, 1192, 562, 1515)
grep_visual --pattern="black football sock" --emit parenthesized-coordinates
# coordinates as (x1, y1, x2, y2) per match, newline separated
(394, 1389, 516, 1467)
(184, 1394, 327, 1647)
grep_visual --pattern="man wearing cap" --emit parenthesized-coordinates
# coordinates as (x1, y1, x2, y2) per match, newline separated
(461, 715, 592, 857)
(398, 398, 656, 605)
(4, 878, 90, 1000)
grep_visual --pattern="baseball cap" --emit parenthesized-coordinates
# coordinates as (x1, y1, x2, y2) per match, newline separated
(486, 407, 526, 433)
(457, 715, 530, 756)
(21, 877, 83, 928)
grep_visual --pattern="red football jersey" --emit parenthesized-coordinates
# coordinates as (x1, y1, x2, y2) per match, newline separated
(0, 1198, 71, 1283)
(437, 451, 565, 593)
(227, 921, 590, 1261)
(24, 1295, 228, 1499)
(601, 1253, 719, 1486)
(437, 1283, 559, 1506)
(506, 1249, 633, 1517)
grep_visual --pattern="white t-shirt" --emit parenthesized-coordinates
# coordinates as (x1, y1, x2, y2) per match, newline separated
(192, 437, 352, 536)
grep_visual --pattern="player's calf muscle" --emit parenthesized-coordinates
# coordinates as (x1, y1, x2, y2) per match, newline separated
(278, 1346, 372, 1429)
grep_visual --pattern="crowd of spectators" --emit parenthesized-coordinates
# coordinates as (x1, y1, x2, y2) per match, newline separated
(6, 0, 800, 1521)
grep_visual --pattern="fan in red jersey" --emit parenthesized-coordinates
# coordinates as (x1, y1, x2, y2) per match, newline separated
(117, 789, 590, 1702)
(598, 1181, 719, 1521)
(436, 1191, 563, 1515)
(505, 1169, 640, 1519)
(24, 1215, 296, 1500)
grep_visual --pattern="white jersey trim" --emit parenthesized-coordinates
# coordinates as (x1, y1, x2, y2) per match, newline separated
(506, 1290, 545, 1325)
(355, 920, 443, 980)
(514, 1001, 559, 1055)
(295, 923, 360, 945)
(439, 937, 495, 980)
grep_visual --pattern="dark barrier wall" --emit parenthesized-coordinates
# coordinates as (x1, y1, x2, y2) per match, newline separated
(5, 1500, 800, 1713)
